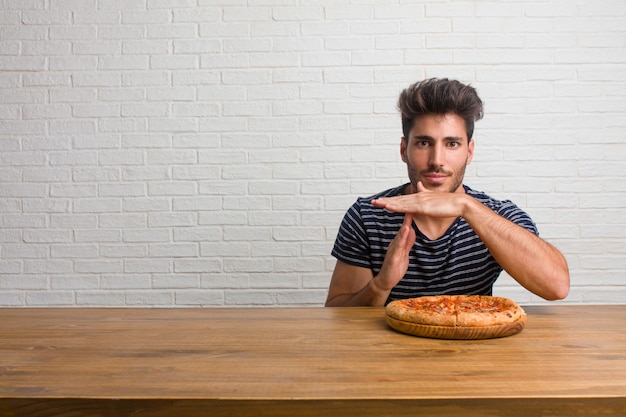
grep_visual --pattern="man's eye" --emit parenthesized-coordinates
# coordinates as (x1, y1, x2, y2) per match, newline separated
(448, 142, 460, 148)
(416, 141, 430, 147)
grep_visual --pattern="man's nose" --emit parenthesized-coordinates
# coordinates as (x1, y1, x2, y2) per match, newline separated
(430, 143, 444, 167)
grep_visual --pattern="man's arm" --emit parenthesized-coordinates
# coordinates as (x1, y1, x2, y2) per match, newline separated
(371, 182, 570, 301)
(325, 213, 416, 307)
(461, 198, 569, 300)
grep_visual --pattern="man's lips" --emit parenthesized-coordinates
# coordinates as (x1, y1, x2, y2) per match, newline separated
(422, 172, 449, 183)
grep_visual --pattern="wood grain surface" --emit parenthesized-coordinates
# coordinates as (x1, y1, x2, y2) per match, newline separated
(1, 305, 625, 417)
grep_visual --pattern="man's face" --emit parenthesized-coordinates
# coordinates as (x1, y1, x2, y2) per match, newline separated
(400, 113, 474, 193)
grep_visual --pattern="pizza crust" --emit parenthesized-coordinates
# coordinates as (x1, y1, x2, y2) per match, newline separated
(385, 295, 525, 328)
(385, 295, 457, 326)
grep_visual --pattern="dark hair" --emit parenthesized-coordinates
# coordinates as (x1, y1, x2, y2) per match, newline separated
(397, 78, 484, 141)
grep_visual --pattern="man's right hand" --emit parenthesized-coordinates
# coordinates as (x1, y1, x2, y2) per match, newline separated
(374, 213, 416, 292)
(325, 213, 416, 307)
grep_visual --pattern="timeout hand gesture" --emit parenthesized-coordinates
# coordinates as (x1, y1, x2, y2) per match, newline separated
(371, 181, 467, 219)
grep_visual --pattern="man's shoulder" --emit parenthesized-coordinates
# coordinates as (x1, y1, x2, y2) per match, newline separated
(464, 185, 511, 209)
(464, 185, 536, 232)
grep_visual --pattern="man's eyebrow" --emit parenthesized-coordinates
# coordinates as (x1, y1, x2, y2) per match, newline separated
(444, 136, 465, 142)
(411, 135, 433, 141)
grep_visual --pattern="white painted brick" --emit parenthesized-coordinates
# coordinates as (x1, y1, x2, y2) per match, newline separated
(101, 275, 151, 291)
(24, 259, 73, 274)
(27, 291, 75, 306)
(123, 228, 170, 243)
(74, 229, 121, 243)
(175, 290, 223, 306)
(100, 213, 146, 228)
(76, 291, 125, 306)
(274, 257, 324, 273)
(23, 230, 72, 243)
(125, 259, 172, 273)
(122, 167, 169, 182)
(126, 290, 175, 306)
(148, 212, 196, 227)
(51, 275, 99, 290)
(73, 11, 118, 24)
(174, 258, 221, 273)
(224, 290, 275, 306)
(49, 88, 97, 103)
(51, 244, 98, 259)
(174, 227, 221, 242)
(0, 275, 45, 289)
(200, 273, 248, 289)
(172, 196, 221, 211)
(149, 243, 197, 258)
(49, 119, 97, 135)
(302, 273, 331, 290)
(147, 24, 198, 40)
(249, 273, 299, 289)
(0, 230, 21, 243)
(301, 51, 350, 67)
(0, 291, 25, 306)
(173, 7, 219, 23)
(0, 56, 46, 71)
(0, 183, 47, 198)
(222, 7, 271, 22)
(122, 10, 170, 24)
(153, 274, 199, 289)
(172, 166, 219, 181)
(75, 260, 123, 274)
(277, 290, 327, 306)
(148, 181, 197, 196)
(73, 104, 121, 118)
(0, 260, 21, 274)
(198, 181, 246, 197)
(1, 2, 625, 307)
(123, 197, 170, 212)
(0, 214, 46, 228)
(22, 40, 71, 56)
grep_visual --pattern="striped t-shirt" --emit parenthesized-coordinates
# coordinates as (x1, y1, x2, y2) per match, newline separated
(331, 183, 538, 305)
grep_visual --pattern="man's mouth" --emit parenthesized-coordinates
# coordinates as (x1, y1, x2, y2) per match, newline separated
(422, 171, 449, 184)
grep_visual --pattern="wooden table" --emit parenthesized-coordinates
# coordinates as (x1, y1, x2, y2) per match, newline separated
(0, 305, 625, 417)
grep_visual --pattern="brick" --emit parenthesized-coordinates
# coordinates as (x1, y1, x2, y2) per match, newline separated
(27, 291, 75, 306)
(51, 275, 99, 290)
(149, 243, 197, 258)
(175, 290, 223, 306)
(277, 290, 327, 306)
(102, 275, 152, 291)
(76, 291, 125, 306)
(224, 290, 275, 306)
(124, 259, 171, 273)
(126, 290, 175, 306)
(153, 274, 199, 289)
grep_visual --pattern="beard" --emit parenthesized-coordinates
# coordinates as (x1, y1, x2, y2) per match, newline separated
(406, 160, 467, 194)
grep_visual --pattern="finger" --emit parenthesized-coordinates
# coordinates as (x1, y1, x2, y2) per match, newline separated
(371, 198, 401, 212)
(417, 181, 428, 192)
(402, 212, 413, 228)
(403, 213, 416, 250)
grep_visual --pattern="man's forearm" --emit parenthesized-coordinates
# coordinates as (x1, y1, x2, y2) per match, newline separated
(325, 276, 391, 307)
(462, 198, 570, 300)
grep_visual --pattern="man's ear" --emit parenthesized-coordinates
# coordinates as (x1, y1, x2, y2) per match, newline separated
(400, 137, 408, 163)
(467, 138, 475, 165)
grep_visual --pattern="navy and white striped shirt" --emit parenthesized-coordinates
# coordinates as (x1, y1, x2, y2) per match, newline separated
(331, 183, 538, 305)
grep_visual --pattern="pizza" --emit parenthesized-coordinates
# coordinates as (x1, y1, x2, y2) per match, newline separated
(385, 295, 525, 328)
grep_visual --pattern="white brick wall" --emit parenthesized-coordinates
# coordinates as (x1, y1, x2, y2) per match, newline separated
(1, 1, 625, 307)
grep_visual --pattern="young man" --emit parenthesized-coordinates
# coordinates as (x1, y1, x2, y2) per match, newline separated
(325, 78, 570, 307)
